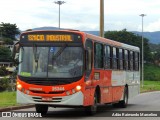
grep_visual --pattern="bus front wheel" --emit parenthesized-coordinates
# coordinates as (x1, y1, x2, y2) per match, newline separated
(85, 92, 98, 115)
(35, 104, 48, 115)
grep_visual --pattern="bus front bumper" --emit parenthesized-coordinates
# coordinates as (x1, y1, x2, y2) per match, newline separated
(17, 90, 84, 106)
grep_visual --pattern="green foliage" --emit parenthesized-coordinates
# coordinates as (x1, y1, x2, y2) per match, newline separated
(3, 38, 14, 45)
(105, 29, 141, 46)
(0, 77, 9, 92)
(149, 43, 160, 52)
(104, 29, 152, 62)
(0, 22, 20, 64)
(144, 64, 160, 81)
(149, 43, 160, 63)
(0, 66, 8, 76)
(0, 22, 20, 40)
(0, 46, 12, 62)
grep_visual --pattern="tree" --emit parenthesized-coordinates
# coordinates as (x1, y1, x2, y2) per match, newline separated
(3, 38, 14, 45)
(0, 22, 20, 40)
(0, 66, 8, 76)
(0, 77, 10, 92)
(104, 29, 152, 62)
(0, 46, 12, 62)
(148, 43, 160, 64)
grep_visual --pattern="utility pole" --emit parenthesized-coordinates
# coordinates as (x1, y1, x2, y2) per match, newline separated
(100, 0, 104, 37)
(54, 1, 65, 29)
(139, 14, 146, 88)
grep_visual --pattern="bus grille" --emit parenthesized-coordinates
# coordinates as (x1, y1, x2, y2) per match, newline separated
(30, 90, 65, 94)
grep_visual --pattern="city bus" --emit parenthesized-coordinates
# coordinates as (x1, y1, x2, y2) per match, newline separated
(13, 30, 140, 115)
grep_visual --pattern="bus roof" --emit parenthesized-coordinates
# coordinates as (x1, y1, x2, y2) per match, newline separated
(85, 32, 140, 52)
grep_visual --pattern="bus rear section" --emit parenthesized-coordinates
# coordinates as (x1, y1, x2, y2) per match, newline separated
(83, 35, 140, 114)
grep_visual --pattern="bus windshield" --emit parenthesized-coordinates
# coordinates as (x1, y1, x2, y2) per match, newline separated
(18, 46, 83, 78)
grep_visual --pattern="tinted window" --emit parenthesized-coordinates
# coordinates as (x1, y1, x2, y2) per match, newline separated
(105, 45, 112, 69)
(94, 43, 103, 68)
(113, 47, 117, 69)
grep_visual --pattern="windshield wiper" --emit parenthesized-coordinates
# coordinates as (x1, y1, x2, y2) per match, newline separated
(52, 44, 67, 60)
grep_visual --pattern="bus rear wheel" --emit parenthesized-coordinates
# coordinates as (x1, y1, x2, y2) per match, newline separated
(112, 87, 128, 108)
(35, 104, 48, 115)
(119, 87, 128, 108)
(85, 92, 97, 115)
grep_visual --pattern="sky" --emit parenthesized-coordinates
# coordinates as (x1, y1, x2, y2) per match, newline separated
(0, 0, 160, 32)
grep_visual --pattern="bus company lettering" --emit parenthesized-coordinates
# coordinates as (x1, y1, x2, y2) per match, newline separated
(29, 87, 42, 91)
(28, 34, 72, 42)
(46, 35, 72, 41)
(28, 35, 44, 41)
(52, 87, 65, 91)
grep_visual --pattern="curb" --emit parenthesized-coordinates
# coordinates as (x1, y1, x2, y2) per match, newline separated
(0, 104, 35, 112)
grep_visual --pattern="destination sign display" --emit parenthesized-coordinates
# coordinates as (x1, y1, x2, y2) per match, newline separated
(27, 34, 73, 42)
(20, 32, 82, 46)
(20, 31, 82, 43)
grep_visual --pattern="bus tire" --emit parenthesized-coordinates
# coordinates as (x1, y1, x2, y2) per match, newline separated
(35, 104, 48, 115)
(119, 87, 128, 108)
(112, 103, 119, 108)
(85, 92, 98, 115)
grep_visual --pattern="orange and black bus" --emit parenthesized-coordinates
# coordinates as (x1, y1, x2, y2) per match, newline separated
(13, 30, 140, 115)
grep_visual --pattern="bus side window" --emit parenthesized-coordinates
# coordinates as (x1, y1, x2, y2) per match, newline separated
(105, 45, 111, 69)
(137, 52, 140, 71)
(122, 49, 125, 70)
(110, 47, 113, 69)
(94, 42, 104, 69)
(116, 48, 119, 70)
(124, 50, 128, 70)
(133, 52, 136, 71)
(134, 52, 139, 71)
(127, 50, 130, 70)
(119, 48, 123, 70)
(130, 51, 133, 71)
(113, 47, 117, 69)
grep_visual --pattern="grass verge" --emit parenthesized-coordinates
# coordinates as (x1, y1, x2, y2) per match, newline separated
(0, 91, 17, 108)
(140, 80, 160, 93)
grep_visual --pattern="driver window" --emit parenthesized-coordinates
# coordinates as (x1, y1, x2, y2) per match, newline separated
(85, 39, 93, 78)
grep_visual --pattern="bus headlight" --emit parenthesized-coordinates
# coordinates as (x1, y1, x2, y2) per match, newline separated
(17, 82, 23, 90)
(65, 85, 82, 96)
(17, 84, 22, 90)
(76, 85, 81, 91)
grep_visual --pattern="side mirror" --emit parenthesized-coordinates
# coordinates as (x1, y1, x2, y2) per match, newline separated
(12, 41, 20, 62)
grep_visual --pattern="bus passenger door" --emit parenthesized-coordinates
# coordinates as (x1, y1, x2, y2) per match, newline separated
(84, 39, 94, 106)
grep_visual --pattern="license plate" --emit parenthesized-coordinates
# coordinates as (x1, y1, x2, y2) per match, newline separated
(42, 97, 52, 101)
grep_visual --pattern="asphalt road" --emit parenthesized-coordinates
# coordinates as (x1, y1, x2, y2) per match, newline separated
(1, 91, 160, 120)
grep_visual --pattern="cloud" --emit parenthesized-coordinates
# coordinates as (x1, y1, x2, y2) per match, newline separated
(144, 19, 160, 32)
(0, 0, 160, 31)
